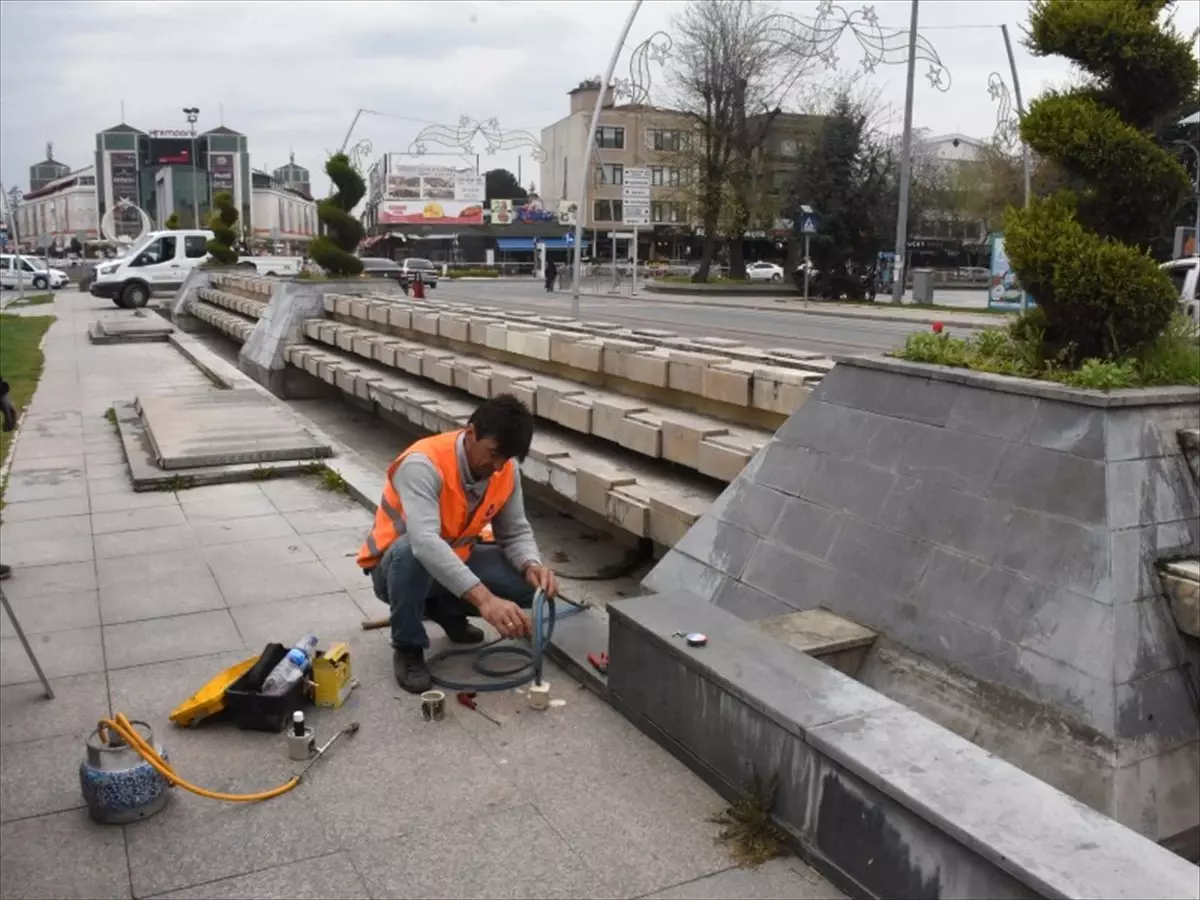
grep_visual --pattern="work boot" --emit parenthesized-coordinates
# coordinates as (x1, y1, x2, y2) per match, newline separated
(433, 615, 485, 645)
(394, 647, 432, 694)
(0, 563, 10, 581)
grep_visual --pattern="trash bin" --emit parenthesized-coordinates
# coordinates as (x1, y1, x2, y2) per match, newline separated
(911, 268, 936, 305)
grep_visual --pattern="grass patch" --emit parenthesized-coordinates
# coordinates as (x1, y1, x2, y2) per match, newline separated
(317, 468, 348, 493)
(248, 465, 277, 481)
(5, 293, 55, 308)
(894, 312, 1200, 390)
(709, 772, 788, 867)
(0, 314, 56, 505)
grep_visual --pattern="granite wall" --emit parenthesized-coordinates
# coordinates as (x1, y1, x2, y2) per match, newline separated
(644, 356, 1200, 842)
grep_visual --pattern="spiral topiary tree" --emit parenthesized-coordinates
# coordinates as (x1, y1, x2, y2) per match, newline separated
(206, 192, 240, 265)
(308, 153, 364, 277)
(1003, 0, 1198, 365)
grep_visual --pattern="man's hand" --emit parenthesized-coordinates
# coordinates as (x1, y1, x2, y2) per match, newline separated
(524, 562, 558, 599)
(476, 594, 531, 640)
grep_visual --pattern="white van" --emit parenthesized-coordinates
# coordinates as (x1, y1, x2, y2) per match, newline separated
(0, 254, 70, 291)
(1160, 257, 1200, 325)
(236, 256, 303, 276)
(91, 229, 213, 308)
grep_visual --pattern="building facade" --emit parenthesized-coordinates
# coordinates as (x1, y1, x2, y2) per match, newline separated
(250, 170, 318, 253)
(272, 153, 312, 198)
(28, 143, 70, 192)
(15, 166, 99, 251)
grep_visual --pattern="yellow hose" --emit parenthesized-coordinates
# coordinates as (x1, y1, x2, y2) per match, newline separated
(99, 713, 299, 803)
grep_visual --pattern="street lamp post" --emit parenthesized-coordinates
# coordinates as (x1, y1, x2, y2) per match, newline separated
(2, 185, 26, 300)
(183, 107, 200, 228)
(571, 0, 646, 319)
(889, 0, 921, 303)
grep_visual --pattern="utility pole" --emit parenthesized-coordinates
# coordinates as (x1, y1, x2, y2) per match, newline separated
(890, 0, 921, 303)
(184, 107, 201, 228)
(2, 184, 26, 302)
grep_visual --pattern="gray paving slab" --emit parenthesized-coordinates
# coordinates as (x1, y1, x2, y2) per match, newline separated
(150, 851, 369, 900)
(137, 390, 331, 470)
(94, 523, 199, 560)
(0, 626, 106, 686)
(643, 859, 845, 899)
(349, 804, 613, 900)
(0, 732, 90, 821)
(227, 591, 363, 650)
(91, 503, 188, 535)
(190, 513, 298, 547)
(0, 809, 132, 900)
(102, 609, 244, 670)
(213, 557, 345, 606)
(1, 588, 101, 638)
(0, 494, 91, 521)
(0, 672, 110, 747)
(99, 568, 227, 625)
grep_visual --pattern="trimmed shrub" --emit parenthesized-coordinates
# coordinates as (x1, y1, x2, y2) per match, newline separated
(164, 213, 181, 230)
(205, 192, 239, 265)
(309, 153, 364, 277)
(1005, 0, 1197, 363)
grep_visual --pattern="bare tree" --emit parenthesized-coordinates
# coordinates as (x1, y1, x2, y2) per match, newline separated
(668, 0, 812, 281)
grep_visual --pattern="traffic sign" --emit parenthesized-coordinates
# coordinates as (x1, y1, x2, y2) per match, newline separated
(800, 213, 820, 234)
(564, 231, 574, 246)
(623, 167, 652, 226)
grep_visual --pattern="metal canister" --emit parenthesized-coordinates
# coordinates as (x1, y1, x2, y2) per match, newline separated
(79, 721, 171, 824)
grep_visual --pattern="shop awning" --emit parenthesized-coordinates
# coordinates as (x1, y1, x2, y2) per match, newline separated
(496, 237, 588, 251)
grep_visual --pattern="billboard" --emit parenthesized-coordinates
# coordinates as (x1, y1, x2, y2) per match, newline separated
(209, 152, 235, 196)
(490, 199, 514, 225)
(987, 232, 1034, 311)
(141, 137, 203, 168)
(379, 160, 484, 224)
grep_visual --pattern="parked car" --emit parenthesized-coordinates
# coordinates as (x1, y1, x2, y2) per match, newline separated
(398, 258, 438, 288)
(746, 261, 785, 282)
(0, 254, 70, 290)
(359, 257, 410, 291)
(1161, 256, 1200, 324)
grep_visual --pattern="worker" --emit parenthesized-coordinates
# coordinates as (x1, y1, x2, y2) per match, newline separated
(357, 394, 558, 693)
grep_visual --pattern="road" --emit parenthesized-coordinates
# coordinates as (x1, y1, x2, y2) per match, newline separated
(430, 279, 979, 356)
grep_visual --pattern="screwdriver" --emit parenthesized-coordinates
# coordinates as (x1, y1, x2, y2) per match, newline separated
(456, 691, 502, 726)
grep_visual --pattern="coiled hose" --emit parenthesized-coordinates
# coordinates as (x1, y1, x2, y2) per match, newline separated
(97, 713, 300, 803)
(426, 589, 582, 692)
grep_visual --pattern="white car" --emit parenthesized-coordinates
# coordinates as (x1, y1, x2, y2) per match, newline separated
(0, 254, 70, 290)
(746, 261, 785, 282)
(1161, 256, 1199, 324)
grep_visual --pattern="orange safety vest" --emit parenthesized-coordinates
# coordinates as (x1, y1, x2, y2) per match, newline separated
(356, 430, 514, 571)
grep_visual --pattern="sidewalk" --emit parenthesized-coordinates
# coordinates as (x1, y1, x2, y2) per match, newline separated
(0, 290, 843, 900)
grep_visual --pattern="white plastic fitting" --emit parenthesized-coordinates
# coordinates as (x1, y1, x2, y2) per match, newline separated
(529, 681, 551, 711)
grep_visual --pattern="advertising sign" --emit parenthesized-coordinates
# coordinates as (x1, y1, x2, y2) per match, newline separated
(556, 200, 579, 227)
(987, 232, 1034, 311)
(378, 200, 484, 226)
(368, 160, 383, 203)
(142, 137, 202, 168)
(109, 151, 139, 203)
(210, 152, 235, 196)
(623, 167, 650, 226)
(490, 199, 514, 225)
(381, 160, 485, 224)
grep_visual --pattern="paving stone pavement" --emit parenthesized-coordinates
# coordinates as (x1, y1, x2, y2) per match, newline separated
(0, 290, 845, 899)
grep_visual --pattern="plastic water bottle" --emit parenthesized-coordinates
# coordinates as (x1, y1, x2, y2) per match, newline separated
(260, 634, 319, 697)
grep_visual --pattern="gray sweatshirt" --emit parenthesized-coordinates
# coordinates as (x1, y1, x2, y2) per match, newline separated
(391, 433, 541, 598)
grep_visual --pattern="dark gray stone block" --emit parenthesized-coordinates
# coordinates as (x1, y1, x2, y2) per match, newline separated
(895, 421, 1007, 496)
(608, 592, 1200, 900)
(1025, 400, 1105, 460)
(641, 550, 725, 602)
(674, 518, 760, 581)
(946, 385, 1038, 442)
(880, 479, 1012, 563)
(815, 364, 960, 427)
(995, 510, 1110, 602)
(740, 542, 838, 609)
(711, 578, 799, 621)
(769, 498, 843, 561)
(710, 479, 790, 539)
(826, 517, 932, 599)
(778, 401, 915, 470)
(1107, 457, 1197, 530)
(802, 455, 899, 521)
(753, 440, 819, 497)
(989, 444, 1107, 525)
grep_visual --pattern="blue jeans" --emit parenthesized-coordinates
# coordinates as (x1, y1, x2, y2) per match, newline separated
(369, 537, 535, 650)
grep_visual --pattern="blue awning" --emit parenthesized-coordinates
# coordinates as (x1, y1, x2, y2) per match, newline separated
(496, 237, 588, 252)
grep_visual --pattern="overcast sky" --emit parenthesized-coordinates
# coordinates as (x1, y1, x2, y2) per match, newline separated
(2, 0, 1197, 200)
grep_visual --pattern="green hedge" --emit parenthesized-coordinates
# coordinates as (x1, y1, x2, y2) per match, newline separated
(1004, 0, 1197, 365)
(309, 154, 364, 277)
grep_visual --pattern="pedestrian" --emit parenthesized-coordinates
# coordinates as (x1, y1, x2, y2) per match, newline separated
(357, 394, 558, 693)
(544, 258, 557, 293)
(1, 376, 14, 580)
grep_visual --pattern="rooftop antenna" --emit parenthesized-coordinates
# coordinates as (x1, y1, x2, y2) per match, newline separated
(46, 141, 53, 161)
(219, 103, 225, 126)
(120, 99, 125, 123)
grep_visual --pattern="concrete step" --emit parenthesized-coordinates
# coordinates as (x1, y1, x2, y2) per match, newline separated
(752, 608, 878, 677)
(285, 341, 720, 543)
(322, 293, 826, 428)
(209, 272, 274, 302)
(1162, 558, 1200, 639)
(196, 287, 268, 320)
(300, 318, 772, 482)
(190, 300, 257, 343)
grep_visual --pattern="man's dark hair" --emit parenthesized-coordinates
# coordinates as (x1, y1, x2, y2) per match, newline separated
(468, 393, 534, 461)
